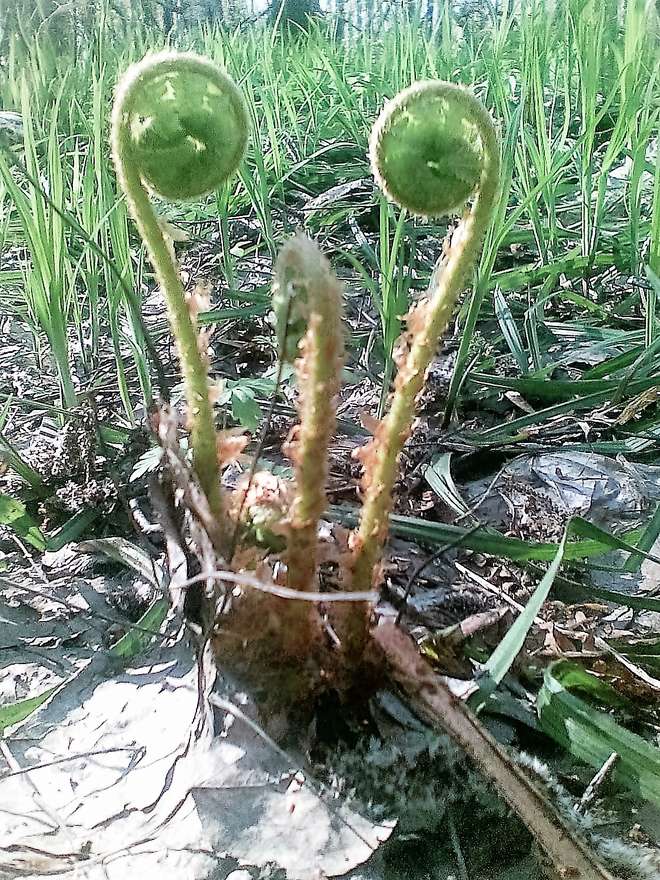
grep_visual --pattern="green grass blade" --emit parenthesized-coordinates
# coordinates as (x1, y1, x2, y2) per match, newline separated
(538, 660, 660, 808)
(473, 529, 568, 706)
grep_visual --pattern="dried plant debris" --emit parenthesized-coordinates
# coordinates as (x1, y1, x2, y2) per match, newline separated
(0, 547, 159, 703)
(0, 629, 393, 880)
(24, 411, 97, 484)
(461, 452, 660, 537)
(1, 409, 116, 527)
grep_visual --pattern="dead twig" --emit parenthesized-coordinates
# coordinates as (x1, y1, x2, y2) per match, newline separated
(182, 569, 377, 605)
(576, 753, 618, 815)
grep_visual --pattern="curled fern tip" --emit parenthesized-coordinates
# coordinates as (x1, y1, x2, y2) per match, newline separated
(113, 51, 249, 201)
(369, 80, 492, 218)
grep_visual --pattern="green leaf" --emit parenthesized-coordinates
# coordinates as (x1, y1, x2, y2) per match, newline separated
(0, 685, 57, 734)
(537, 661, 660, 808)
(330, 507, 660, 566)
(473, 530, 567, 707)
(494, 287, 528, 373)
(75, 537, 164, 589)
(570, 516, 660, 565)
(423, 453, 471, 517)
(231, 387, 262, 431)
(0, 493, 45, 550)
(605, 637, 660, 675)
(468, 372, 660, 405)
(46, 508, 101, 551)
(623, 502, 660, 573)
(108, 598, 169, 662)
(198, 303, 269, 324)
(540, 661, 628, 708)
(0, 430, 47, 496)
(553, 574, 660, 612)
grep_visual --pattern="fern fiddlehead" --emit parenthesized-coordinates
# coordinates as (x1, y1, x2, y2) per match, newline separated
(111, 52, 249, 553)
(349, 81, 500, 615)
(273, 234, 345, 594)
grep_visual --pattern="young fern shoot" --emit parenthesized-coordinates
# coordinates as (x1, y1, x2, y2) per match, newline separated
(350, 82, 500, 599)
(273, 234, 345, 593)
(111, 52, 249, 554)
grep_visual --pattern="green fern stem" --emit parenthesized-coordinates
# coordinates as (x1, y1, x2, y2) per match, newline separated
(111, 52, 248, 554)
(350, 82, 500, 601)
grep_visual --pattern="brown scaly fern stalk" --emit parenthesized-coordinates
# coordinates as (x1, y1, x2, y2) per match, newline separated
(346, 82, 500, 657)
(274, 234, 345, 597)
